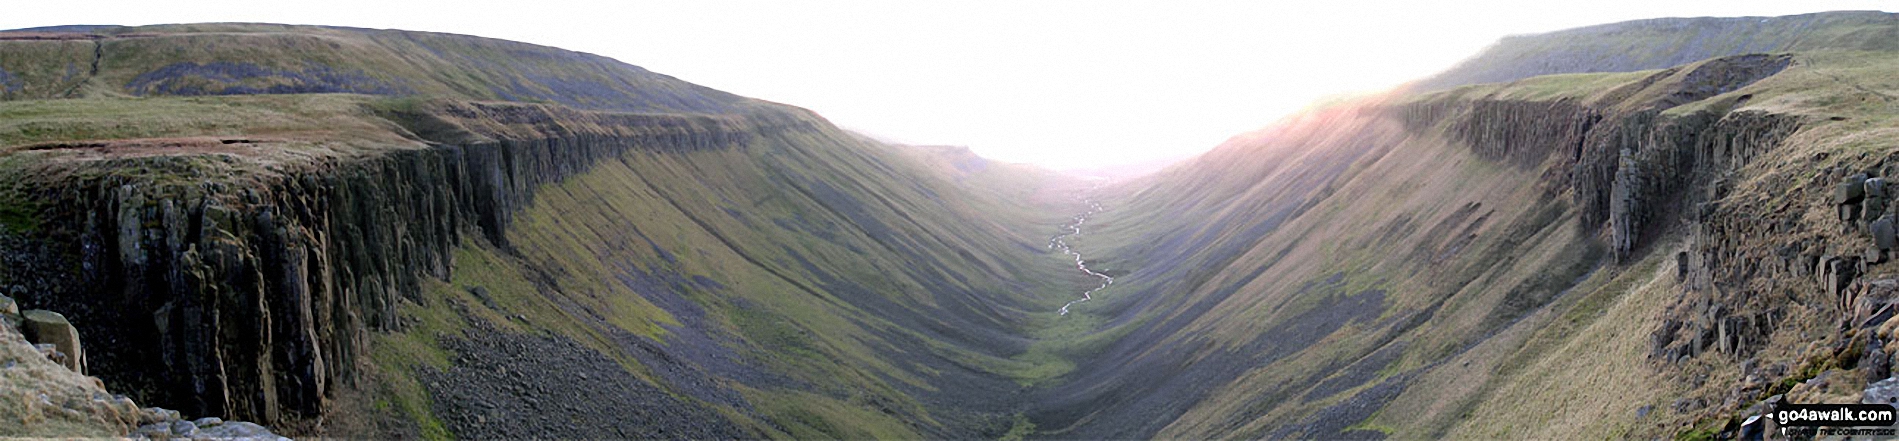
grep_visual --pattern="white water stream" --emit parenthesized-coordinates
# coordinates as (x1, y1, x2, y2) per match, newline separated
(1052, 195, 1112, 316)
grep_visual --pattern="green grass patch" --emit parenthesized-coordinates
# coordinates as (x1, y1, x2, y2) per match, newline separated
(364, 278, 468, 441)
(998, 413, 1037, 441)
(747, 388, 921, 440)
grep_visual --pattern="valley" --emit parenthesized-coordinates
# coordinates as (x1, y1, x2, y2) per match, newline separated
(0, 10, 1898, 440)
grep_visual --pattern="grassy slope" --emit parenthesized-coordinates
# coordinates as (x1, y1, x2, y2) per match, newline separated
(1055, 28, 1899, 440)
(1424, 47, 1899, 440)
(0, 24, 1096, 438)
(349, 115, 1095, 438)
(0, 95, 1093, 439)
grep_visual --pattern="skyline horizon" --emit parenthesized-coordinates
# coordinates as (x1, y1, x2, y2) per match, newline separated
(5, 2, 1893, 169)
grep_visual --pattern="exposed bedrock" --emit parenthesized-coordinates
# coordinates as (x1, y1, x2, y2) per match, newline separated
(1398, 55, 1820, 373)
(1403, 54, 1800, 265)
(0, 106, 816, 425)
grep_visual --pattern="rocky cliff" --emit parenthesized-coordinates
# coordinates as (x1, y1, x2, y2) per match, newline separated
(0, 24, 1081, 438)
(1406, 54, 1799, 262)
(1, 100, 815, 424)
(1044, 38, 1897, 437)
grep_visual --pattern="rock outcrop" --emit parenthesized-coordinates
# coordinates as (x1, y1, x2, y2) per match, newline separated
(0, 294, 16, 324)
(1404, 54, 1802, 265)
(1, 304, 286, 438)
(0, 101, 820, 425)
(21, 310, 82, 374)
(1402, 53, 1814, 371)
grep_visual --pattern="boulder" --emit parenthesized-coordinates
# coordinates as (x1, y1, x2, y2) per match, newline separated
(195, 421, 283, 439)
(1870, 177, 1890, 199)
(170, 420, 199, 437)
(0, 294, 16, 326)
(1828, 257, 1861, 300)
(1677, 251, 1692, 282)
(1878, 216, 1898, 251)
(1739, 414, 1764, 441)
(22, 310, 83, 374)
(1869, 303, 1899, 330)
(1840, 175, 1869, 204)
(1870, 338, 1894, 380)
(134, 423, 172, 439)
(33, 343, 68, 368)
(1871, 196, 1891, 223)
(1865, 376, 1899, 405)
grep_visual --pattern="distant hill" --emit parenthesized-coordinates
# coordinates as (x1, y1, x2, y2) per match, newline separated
(1414, 10, 1899, 90)
(0, 23, 752, 113)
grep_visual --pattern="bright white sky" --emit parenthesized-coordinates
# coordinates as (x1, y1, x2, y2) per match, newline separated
(6, 1, 1894, 169)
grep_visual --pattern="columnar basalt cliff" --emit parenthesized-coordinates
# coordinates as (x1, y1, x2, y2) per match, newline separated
(1402, 54, 1798, 263)
(0, 24, 1075, 438)
(1406, 89, 1809, 371)
(2, 102, 818, 424)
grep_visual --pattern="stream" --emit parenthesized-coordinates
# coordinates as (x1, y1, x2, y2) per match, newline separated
(1052, 193, 1112, 316)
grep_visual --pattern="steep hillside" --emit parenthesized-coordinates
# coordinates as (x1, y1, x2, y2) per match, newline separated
(1415, 10, 1899, 91)
(0, 24, 1090, 438)
(7, 12, 1899, 441)
(1043, 19, 1899, 440)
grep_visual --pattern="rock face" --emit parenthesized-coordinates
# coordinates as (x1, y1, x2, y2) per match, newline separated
(1405, 53, 1811, 369)
(0, 101, 817, 425)
(1865, 376, 1899, 405)
(22, 309, 83, 374)
(1404, 54, 1801, 264)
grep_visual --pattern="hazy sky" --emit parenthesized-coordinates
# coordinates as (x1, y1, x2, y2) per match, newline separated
(7, 1, 1894, 169)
